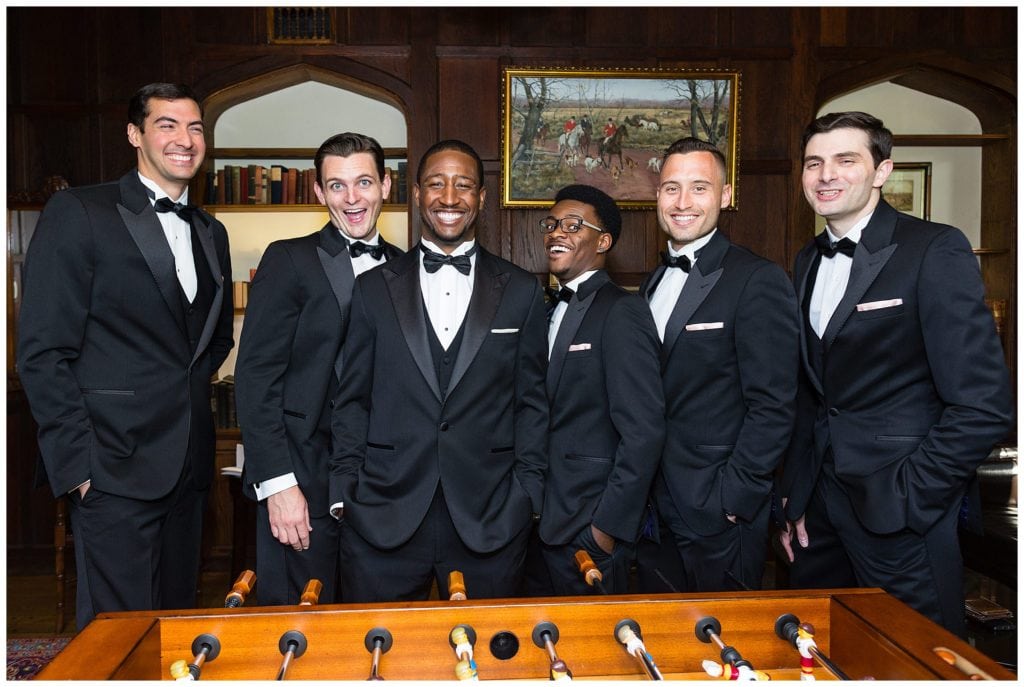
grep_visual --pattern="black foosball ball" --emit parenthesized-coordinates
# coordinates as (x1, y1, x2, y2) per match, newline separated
(39, 587, 1013, 680)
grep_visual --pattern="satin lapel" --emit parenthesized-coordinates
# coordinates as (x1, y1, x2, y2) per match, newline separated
(661, 265, 721, 362)
(116, 174, 186, 336)
(448, 249, 507, 399)
(641, 265, 665, 300)
(189, 210, 225, 366)
(794, 246, 825, 397)
(546, 274, 606, 395)
(385, 251, 442, 402)
(316, 226, 355, 379)
(822, 238, 897, 349)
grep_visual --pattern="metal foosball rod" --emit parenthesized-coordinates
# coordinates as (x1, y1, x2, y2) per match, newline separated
(695, 616, 765, 681)
(275, 630, 308, 680)
(574, 549, 606, 594)
(774, 614, 850, 681)
(223, 570, 256, 608)
(449, 624, 479, 680)
(299, 579, 322, 606)
(448, 570, 468, 601)
(532, 621, 572, 681)
(614, 619, 664, 680)
(364, 627, 394, 681)
(169, 633, 221, 680)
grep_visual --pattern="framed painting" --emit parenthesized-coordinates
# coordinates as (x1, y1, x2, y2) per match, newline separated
(883, 162, 931, 220)
(501, 67, 740, 209)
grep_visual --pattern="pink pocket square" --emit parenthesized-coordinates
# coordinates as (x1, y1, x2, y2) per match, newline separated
(568, 343, 592, 352)
(856, 298, 903, 312)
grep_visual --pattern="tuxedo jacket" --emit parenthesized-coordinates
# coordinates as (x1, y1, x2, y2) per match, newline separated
(234, 224, 402, 516)
(780, 201, 1013, 535)
(539, 271, 665, 546)
(642, 230, 800, 536)
(17, 171, 234, 499)
(329, 245, 549, 553)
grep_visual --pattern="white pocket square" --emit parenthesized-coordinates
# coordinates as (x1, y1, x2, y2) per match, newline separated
(856, 298, 903, 312)
(568, 343, 592, 352)
(490, 328, 519, 334)
(686, 322, 724, 331)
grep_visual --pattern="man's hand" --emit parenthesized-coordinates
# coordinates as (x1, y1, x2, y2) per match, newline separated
(777, 498, 809, 563)
(267, 485, 311, 550)
(591, 524, 615, 555)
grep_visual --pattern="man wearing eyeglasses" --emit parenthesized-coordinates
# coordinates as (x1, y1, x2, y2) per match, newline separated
(536, 184, 665, 595)
(637, 137, 799, 593)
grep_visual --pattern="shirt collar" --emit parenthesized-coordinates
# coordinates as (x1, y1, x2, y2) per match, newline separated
(826, 212, 872, 245)
(421, 237, 476, 257)
(138, 172, 188, 205)
(339, 228, 380, 245)
(561, 270, 598, 292)
(668, 228, 717, 261)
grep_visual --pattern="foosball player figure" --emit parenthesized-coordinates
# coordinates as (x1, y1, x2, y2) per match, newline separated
(795, 623, 816, 680)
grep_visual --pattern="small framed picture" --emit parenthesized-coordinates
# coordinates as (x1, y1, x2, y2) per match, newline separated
(883, 162, 931, 220)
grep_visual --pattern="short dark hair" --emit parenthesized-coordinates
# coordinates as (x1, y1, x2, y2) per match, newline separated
(553, 184, 622, 247)
(417, 139, 484, 187)
(662, 137, 728, 182)
(128, 83, 202, 132)
(802, 111, 893, 168)
(314, 132, 387, 185)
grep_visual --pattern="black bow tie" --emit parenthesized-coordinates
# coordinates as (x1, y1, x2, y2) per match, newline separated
(154, 197, 196, 222)
(347, 240, 384, 260)
(420, 244, 474, 275)
(545, 285, 575, 306)
(815, 233, 857, 259)
(661, 252, 692, 272)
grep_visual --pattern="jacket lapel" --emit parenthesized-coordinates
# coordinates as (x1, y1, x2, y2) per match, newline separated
(315, 224, 356, 378)
(385, 249, 443, 402)
(661, 231, 727, 362)
(547, 271, 607, 394)
(821, 202, 899, 348)
(116, 172, 187, 337)
(189, 208, 225, 367)
(448, 248, 507, 399)
(794, 245, 825, 397)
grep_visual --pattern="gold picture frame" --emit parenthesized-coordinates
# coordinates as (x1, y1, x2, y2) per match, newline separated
(501, 67, 740, 209)
(883, 162, 931, 220)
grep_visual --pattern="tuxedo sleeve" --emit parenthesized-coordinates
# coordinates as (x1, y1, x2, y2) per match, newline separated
(207, 220, 235, 373)
(723, 262, 800, 522)
(903, 227, 1013, 533)
(16, 191, 97, 496)
(234, 241, 302, 485)
(329, 277, 375, 508)
(512, 279, 550, 514)
(591, 296, 666, 542)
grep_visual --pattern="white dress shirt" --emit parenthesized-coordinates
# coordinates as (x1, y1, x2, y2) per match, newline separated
(343, 230, 387, 277)
(420, 238, 476, 349)
(548, 270, 596, 358)
(648, 229, 718, 341)
(808, 215, 870, 338)
(139, 173, 198, 302)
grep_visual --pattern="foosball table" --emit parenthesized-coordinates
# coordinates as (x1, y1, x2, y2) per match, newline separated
(38, 587, 1013, 680)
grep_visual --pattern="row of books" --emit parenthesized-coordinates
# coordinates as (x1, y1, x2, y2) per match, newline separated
(211, 376, 238, 429)
(203, 162, 409, 206)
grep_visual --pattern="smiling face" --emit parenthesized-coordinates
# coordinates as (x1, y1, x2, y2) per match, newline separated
(801, 127, 893, 237)
(656, 150, 731, 250)
(544, 199, 612, 284)
(314, 152, 391, 240)
(127, 97, 205, 198)
(413, 149, 484, 252)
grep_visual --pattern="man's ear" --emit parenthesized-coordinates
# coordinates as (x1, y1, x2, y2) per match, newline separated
(595, 232, 613, 254)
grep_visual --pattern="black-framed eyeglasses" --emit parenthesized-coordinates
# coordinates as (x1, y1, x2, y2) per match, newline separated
(538, 215, 605, 234)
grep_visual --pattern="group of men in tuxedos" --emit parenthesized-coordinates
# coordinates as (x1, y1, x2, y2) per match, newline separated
(18, 79, 1012, 640)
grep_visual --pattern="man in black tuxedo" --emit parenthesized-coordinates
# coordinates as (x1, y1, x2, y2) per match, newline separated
(538, 184, 664, 595)
(234, 133, 403, 605)
(777, 112, 1013, 636)
(329, 140, 549, 601)
(638, 137, 800, 593)
(17, 83, 234, 628)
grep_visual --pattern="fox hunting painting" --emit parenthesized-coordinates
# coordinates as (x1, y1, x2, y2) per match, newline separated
(501, 68, 740, 208)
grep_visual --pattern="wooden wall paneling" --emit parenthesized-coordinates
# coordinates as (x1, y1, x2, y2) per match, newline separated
(508, 208, 550, 279)
(342, 8, 411, 46)
(730, 7, 793, 48)
(8, 7, 95, 105)
(604, 210, 654, 288)
(436, 7, 504, 47)
(23, 116, 95, 192)
(406, 9, 440, 246)
(584, 7, 653, 48)
(437, 58, 501, 159)
(653, 7, 722, 49)
(191, 7, 262, 45)
(94, 7, 167, 102)
(505, 8, 578, 48)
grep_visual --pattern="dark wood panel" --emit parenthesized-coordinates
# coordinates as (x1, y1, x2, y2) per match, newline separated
(654, 8, 721, 48)
(94, 8, 166, 104)
(506, 8, 578, 47)
(438, 58, 500, 159)
(191, 7, 261, 45)
(8, 7, 94, 105)
(730, 6, 794, 48)
(344, 8, 411, 46)
(585, 7, 653, 48)
(436, 7, 504, 46)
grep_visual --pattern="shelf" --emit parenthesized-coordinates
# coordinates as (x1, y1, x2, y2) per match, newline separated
(209, 147, 407, 159)
(206, 204, 407, 212)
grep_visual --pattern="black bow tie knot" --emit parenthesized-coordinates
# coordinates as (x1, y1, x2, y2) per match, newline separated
(347, 240, 384, 260)
(661, 252, 692, 272)
(815, 233, 857, 259)
(420, 244, 474, 275)
(154, 197, 196, 222)
(545, 285, 575, 306)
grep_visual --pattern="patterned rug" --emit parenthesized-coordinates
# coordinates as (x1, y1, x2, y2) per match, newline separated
(7, 637, 72, 681)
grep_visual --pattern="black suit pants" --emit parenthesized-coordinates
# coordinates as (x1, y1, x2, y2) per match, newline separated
(541, 526, 634, 596)
(67, 467, 207, 629)
(255, 502, 340, 605)
(791, 462, 967, 637)
(339, 487, 528, 602)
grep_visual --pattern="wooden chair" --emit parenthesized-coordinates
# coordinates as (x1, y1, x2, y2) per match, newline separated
(54, 497, 74, 633)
